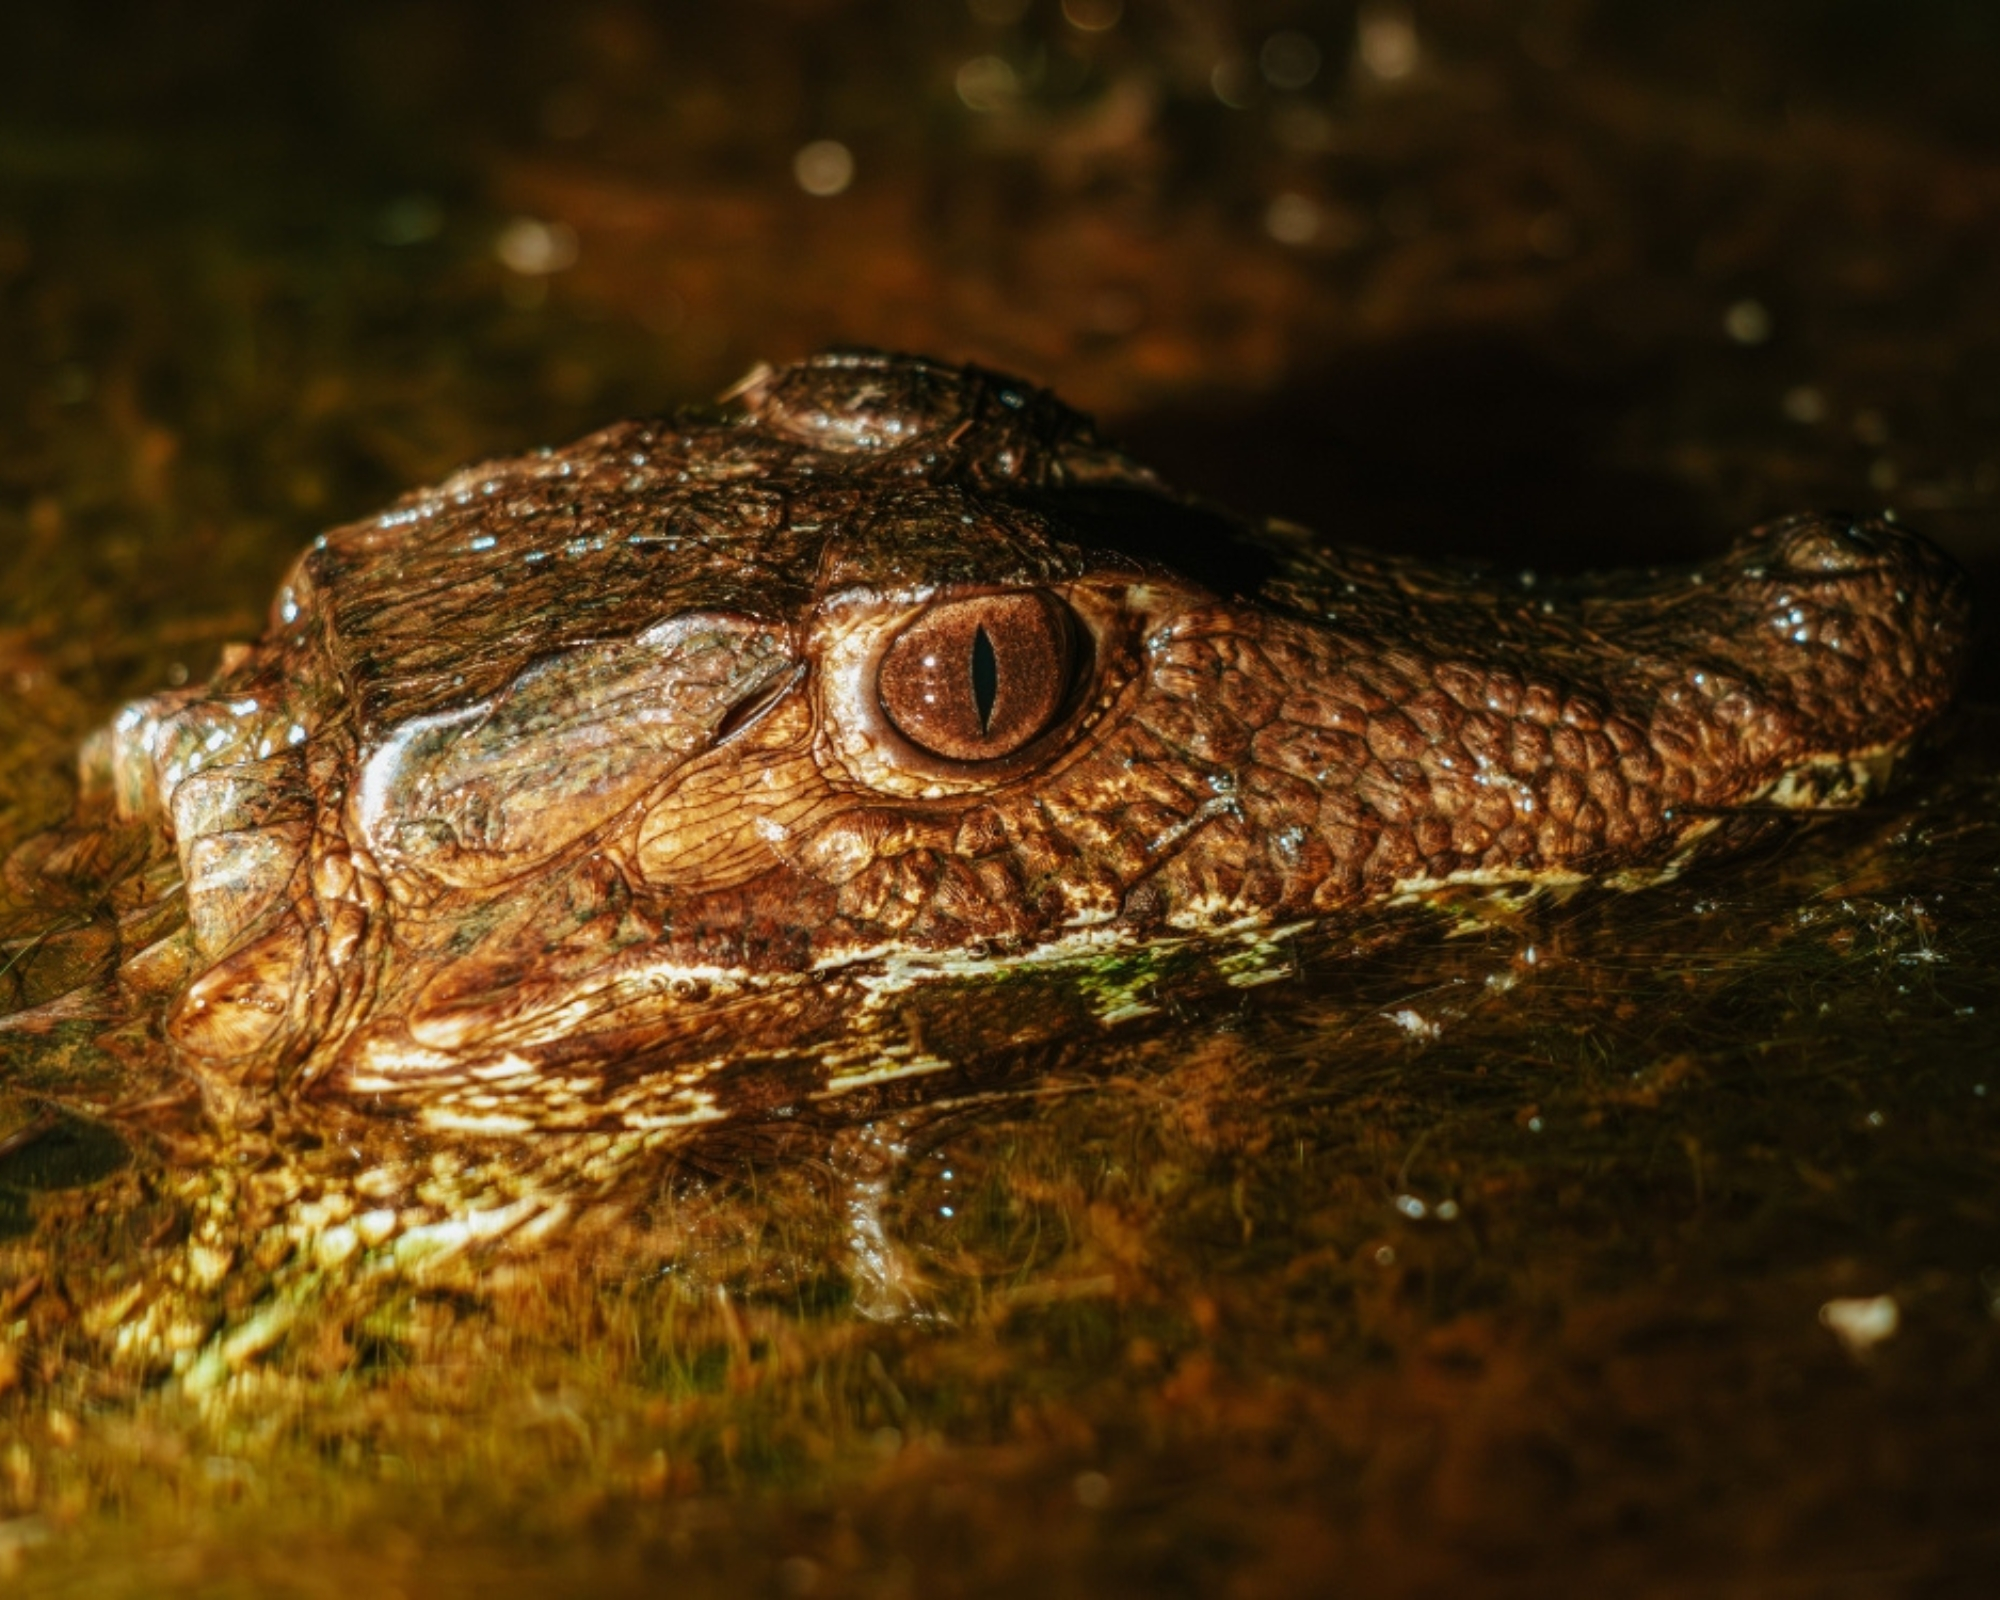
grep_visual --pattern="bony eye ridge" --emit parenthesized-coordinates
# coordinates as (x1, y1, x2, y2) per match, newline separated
(877, 591, 1077, 763)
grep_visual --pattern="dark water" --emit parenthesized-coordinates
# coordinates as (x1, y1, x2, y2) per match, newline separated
(2, 4, 1998, 1594)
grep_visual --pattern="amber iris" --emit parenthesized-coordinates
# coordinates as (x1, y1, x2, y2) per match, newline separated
(877, 591, 1075, 761)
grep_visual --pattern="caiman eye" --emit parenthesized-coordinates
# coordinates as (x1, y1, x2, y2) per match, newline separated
(877, 591, 1076, 762)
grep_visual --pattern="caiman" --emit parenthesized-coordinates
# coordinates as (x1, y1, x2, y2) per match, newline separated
(55, 350, 1971, 1138)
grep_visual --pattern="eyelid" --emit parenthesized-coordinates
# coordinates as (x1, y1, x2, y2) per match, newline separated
(714, 663, 806, 742)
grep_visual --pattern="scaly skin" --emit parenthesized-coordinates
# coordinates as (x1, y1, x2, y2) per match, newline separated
(88, 351, 1970, 1133)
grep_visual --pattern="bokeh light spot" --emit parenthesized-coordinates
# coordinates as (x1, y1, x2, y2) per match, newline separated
(1358, 5, 1421, 81)
(793, 140, 855, 198)
(496, 217, 578, 276)
(957, 55, 1020, 112)
(1062, 0, 1123, 33)
(1260, 31, 1322, 91)
(1265, 193, 1321, 245)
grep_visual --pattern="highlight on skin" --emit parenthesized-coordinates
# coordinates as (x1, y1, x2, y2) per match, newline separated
(62, 350, 1969, 1134)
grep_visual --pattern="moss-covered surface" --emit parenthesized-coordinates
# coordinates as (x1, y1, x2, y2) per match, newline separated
(2, 4, 1997, 1594)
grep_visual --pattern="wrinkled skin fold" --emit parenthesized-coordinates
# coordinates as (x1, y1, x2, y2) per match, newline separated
(84, 351, 1970, 1133)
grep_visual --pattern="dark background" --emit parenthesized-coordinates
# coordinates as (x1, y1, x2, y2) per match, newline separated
(2, 0, 1995, 698)
(3, 7, 2000, 1597)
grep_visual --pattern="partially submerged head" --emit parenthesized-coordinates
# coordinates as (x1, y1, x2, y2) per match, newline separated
(90, 352, 1969, 1131)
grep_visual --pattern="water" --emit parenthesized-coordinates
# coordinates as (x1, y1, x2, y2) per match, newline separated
(2, 5, 1997, 1593)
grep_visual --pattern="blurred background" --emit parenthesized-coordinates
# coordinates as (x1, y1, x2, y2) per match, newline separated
(1, 0, 1996, 709)
(5, 8, 2000, 1595)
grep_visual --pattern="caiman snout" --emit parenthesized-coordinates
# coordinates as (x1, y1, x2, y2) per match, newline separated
(1708, 511, 1970, 762)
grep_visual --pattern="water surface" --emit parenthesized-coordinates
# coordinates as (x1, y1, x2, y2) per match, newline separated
(2, 5, 1997, 1593)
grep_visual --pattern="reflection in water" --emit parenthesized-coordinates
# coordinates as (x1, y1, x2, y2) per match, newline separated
(0, 2, 1997, 1594)
(3, 709, 1997, 1589)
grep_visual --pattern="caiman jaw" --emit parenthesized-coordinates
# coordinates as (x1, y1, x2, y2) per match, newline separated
(79, 354, 1966, 1134)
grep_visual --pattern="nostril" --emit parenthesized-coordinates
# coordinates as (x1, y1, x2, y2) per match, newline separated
(1781, 520, 1884, 575)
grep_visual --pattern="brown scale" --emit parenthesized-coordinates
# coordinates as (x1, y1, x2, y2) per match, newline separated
(57, 350, 1973, 1131)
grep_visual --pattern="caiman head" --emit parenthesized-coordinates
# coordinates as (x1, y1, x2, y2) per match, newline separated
(92, 352, 1970, 1132)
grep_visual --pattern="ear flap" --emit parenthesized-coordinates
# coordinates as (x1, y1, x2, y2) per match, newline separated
(354, 615, 792, 887)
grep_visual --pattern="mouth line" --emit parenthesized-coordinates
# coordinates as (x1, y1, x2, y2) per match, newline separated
(1728, 743, 1904, 815)
(333, 729, 1927, 1100)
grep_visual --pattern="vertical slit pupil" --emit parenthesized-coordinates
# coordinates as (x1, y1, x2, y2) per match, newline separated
(971, 625, 999, 735)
